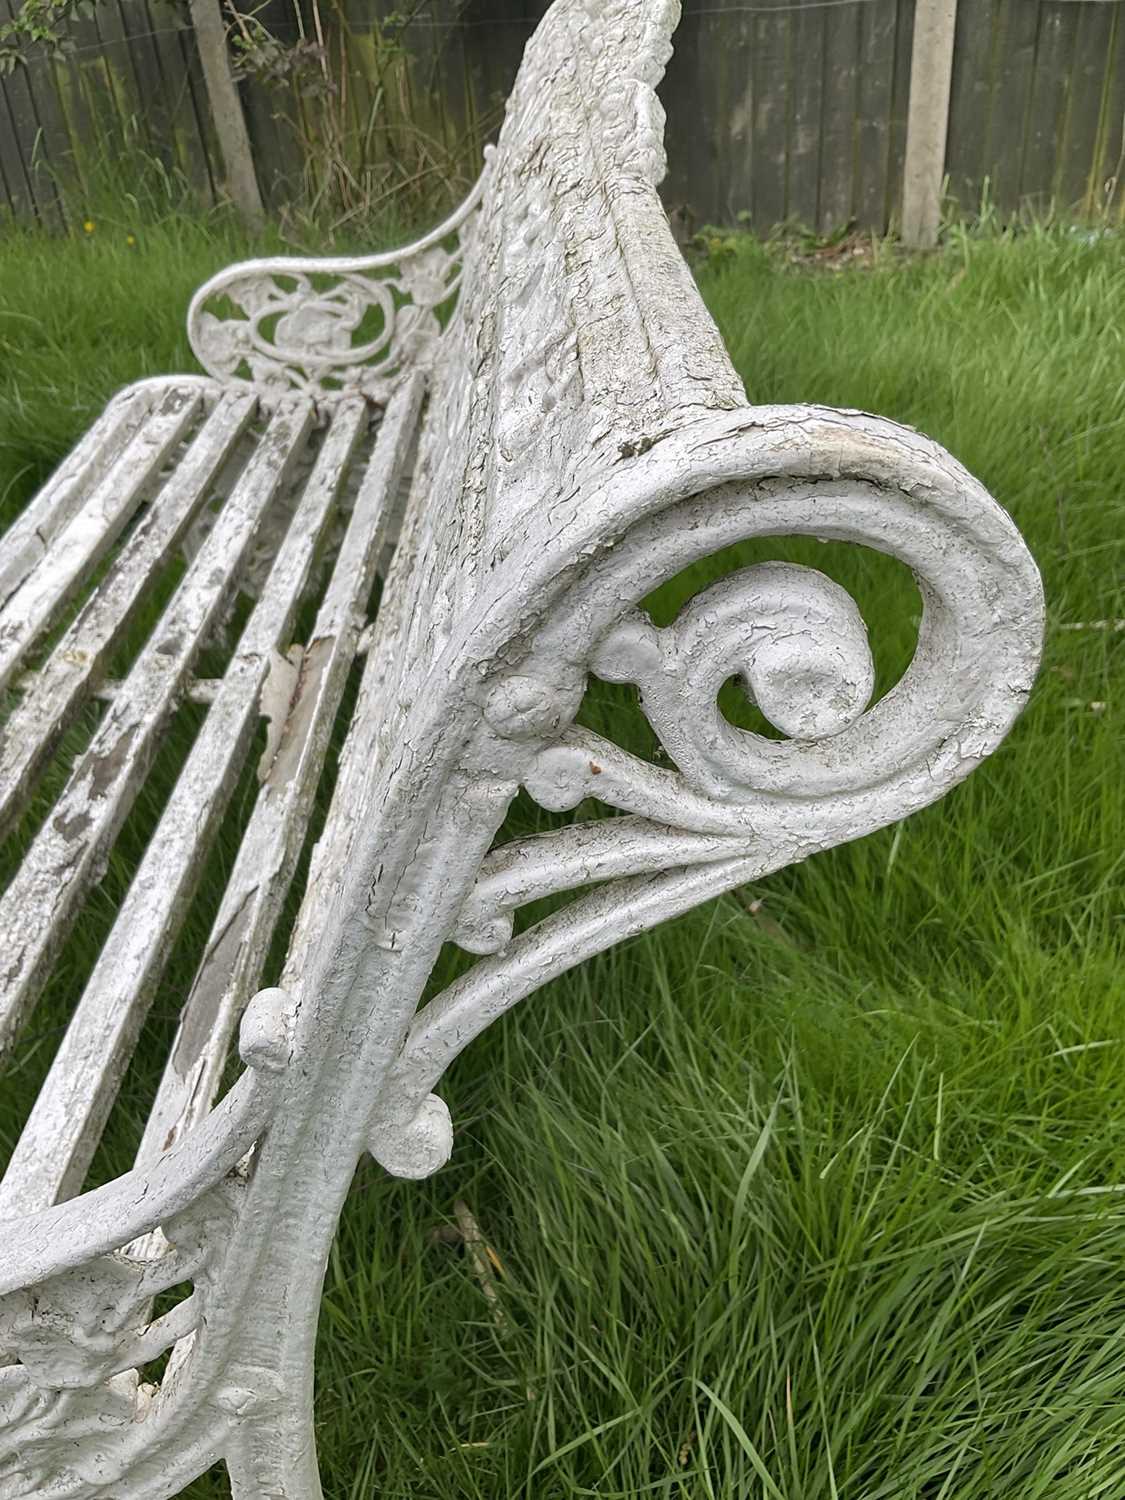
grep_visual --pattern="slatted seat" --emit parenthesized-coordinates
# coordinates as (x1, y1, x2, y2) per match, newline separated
(0, 1, 1043, 1495)
(0, 376, 423, 1211)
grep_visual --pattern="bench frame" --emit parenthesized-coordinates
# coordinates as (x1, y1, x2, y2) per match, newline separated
(0, 1, 1043, 1496)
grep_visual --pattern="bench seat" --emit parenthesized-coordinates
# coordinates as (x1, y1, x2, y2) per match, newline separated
(0, 374, 424, 1216)
(0, 0, 1043, 1495)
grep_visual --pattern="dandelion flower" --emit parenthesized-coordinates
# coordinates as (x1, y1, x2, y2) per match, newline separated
(82, 219, 95, 234)
(126, 234, 136, 247)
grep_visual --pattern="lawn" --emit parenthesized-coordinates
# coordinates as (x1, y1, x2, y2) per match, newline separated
(1, 212, 1123, 1498)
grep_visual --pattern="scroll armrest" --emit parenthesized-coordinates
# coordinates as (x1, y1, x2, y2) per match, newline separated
(372, 404, 1045, 1149)
(186, 168, 487, 402)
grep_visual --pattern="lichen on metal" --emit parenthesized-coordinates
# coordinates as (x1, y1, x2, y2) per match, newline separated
(0, 0, 1043, 1494)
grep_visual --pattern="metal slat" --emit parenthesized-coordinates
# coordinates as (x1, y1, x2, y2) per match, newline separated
(0, 401, 316, 1060)
(0, 399, 374, 1215)
(0, 394, 259, 842)
(275, 393, 434, 1003)
(136, 375, 426, 1167)
(0, 387, 204, 696)
(0, 386, 156, 608)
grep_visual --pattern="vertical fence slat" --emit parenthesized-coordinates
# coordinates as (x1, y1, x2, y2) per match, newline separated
(1024, 2, 1080, 214)
(49, 40, 98, 203)
(884, 0, 915, 229)
(235, 0, 305, 210)
(856, 0, 899, 232)
(108, 0, 155, 148)
(0, 0, 65, 224)
(0, 80, 30, 220)
(0, 0, 45, 221)
(1096, 7, 1125, 221)
(659, 4, 718, 228)
(68, 3, 124, 176)
(87, 3, 134, 153)
(712, 6, 749, 223)
(946, 0, 1001, 218)
(132, 0, 210, 200)
(114, 0, 177, 173)
(15, 60, 72, 226)
(0, 134, 17, 219)
(789, 0, 825, 230)
(1057, 2, 1113, 215)
(750, 0, 790, 231)
(818, 0, 862, 232)
(711, 9, 751, 222)
(165, 7, 223, 202)
(986, 0, 1042, 212)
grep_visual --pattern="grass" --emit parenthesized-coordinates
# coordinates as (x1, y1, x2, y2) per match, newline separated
(1, 211, 1123, 1497)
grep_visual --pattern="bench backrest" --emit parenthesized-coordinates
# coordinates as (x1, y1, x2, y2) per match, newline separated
(363, 0, 756, 819)
(295, 0, 1044, 975)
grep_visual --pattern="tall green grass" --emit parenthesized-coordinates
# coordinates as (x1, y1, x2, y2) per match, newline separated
(1, 217, 1122, 1497)
(0, 183, 408, 534)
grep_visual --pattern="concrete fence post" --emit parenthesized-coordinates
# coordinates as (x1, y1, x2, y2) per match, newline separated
(902, 0, 959, 249)
(188, 0, 265, 231)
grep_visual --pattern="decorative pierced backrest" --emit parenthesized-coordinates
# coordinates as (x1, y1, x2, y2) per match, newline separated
(186, 183, 486, 401)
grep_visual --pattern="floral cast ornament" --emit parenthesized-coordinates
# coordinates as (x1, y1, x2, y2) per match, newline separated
(187, 177, 487, 401)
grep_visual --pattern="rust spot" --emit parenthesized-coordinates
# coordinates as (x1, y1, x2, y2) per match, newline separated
(88, 724, 138, 797)
(170, 888, 255, 1073)
(263, 637, 332, 788)
(53, 808, 92, 842)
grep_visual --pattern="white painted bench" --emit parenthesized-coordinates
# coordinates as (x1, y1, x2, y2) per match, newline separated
(0, 0, 1043, 1494)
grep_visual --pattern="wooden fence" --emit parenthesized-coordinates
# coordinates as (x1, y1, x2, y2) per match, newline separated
(1, 0, 1123, 231)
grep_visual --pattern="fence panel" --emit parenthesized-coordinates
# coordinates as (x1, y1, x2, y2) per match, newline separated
(0, 0, 221, 225)
(0, 0, 1122, 229)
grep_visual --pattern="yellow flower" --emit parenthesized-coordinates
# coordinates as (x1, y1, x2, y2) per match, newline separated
(82, 219, 95, 234)
(126, 234, 136, 247)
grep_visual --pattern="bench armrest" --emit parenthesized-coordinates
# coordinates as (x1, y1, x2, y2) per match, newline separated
(186, 166, 488, 402)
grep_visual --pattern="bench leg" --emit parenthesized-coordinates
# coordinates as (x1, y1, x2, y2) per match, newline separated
(0, 783, 512, 1500)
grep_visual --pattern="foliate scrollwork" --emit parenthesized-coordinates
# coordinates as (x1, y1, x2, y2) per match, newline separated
(398, 417, 1044, 1153)
(451, 816, 755, 956)
(186, 174, 487, 401)
(590, 562, 875, 799)
(0, 988, 298, 1496)
(430, 559, 885, 1057)
(0, 1193, 222, 1393)
(0, 1367, 146, 1498)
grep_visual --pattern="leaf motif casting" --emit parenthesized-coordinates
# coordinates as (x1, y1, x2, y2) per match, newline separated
(0, 989, 298, 1495)
(186, 176, 487, 401)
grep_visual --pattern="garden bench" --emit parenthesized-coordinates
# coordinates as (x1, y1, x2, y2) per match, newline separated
(0, 0, 1043, 1494)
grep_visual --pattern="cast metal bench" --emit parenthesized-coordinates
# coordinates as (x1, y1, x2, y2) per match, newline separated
(0, 0, 1043, 1494)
